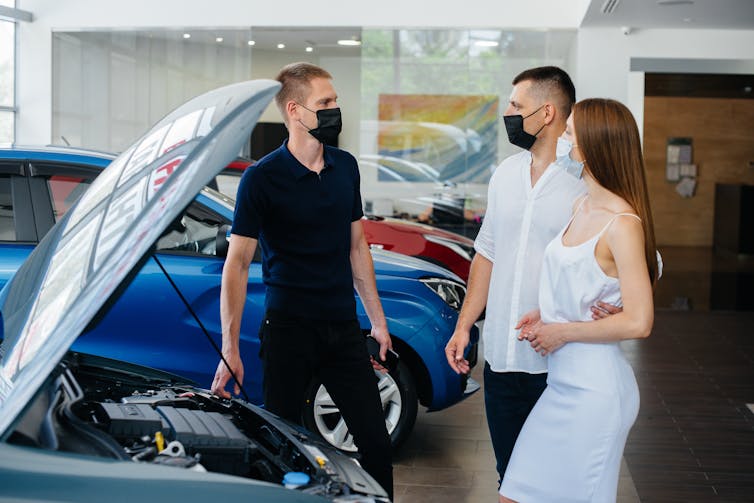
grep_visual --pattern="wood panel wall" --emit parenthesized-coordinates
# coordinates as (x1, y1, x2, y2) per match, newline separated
(643, 96, 754, 247)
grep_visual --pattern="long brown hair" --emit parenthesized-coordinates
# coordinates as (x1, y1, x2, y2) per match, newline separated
(573, 98, 658, 285)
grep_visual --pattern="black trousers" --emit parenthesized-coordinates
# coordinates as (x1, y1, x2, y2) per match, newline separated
(259, 309, 393, 498)
(483, 362, 548, 486)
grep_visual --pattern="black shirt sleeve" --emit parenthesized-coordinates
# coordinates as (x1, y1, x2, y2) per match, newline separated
(231, 165, 265, 238)
(351, 156, 364, 222)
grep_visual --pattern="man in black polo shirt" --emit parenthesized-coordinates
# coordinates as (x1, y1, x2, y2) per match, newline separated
(211, 62, 393, 497)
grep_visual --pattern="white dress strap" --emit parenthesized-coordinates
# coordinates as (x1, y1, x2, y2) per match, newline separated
(564, 195, 589, 229)
(596, 212, 641, 238)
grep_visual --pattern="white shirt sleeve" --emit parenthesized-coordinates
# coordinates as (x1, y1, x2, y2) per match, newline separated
(474, 166, 500, 262)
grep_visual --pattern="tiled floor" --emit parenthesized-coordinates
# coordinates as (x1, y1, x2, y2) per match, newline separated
(392, 247, 754, 502)
(622, 310, 754, 502)
(392, 358, 640, 503)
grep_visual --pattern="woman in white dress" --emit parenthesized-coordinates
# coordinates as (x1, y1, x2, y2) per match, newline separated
(499, 98, 659, 503)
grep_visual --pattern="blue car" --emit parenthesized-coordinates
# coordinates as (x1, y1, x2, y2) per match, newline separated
(0, 80, 390, 502)
(0, 144, 479, 452)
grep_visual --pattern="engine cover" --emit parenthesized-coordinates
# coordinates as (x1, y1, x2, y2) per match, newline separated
(95, 402, 257, 476)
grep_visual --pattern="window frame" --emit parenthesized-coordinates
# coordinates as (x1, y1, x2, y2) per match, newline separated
(0, 161, 36, 242)
(27, 161, 100, 238)
(155, 199, 231, 258)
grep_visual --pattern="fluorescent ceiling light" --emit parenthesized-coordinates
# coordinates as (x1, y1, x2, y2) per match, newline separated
(216, 37, 223, 43)
(474, 40, 499, 47)
(247, 40, 255, 46)
(337, 39, 361, 46)
(183, 33, 191, 39)
(306, 46, 313, 52)
(277, 43, 285, 49)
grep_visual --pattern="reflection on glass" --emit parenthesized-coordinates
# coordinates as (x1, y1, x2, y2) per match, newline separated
(0, 111, 13, 145)
(50, 26, 576, 241)
(0, 21, 13, 107)
(18, 214, 101, 373)
(0, 175, 15, 240)
(46, 175, 93, 222)
(65, 149, 127, 233)
(360, 28, 576, 239)
(52, 30, 254, 153)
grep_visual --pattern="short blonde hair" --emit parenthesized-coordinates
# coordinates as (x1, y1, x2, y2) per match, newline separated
(275, 62, 332, 125)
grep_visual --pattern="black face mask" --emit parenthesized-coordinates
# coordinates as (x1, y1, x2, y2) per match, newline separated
(503, 105, 545, 150)
(298, 104, 342, 146)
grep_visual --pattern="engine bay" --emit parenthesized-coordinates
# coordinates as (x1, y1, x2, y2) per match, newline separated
(8, 352, 387, 501)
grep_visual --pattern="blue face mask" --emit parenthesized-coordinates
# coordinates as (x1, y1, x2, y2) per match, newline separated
(556, 138, 584, 179)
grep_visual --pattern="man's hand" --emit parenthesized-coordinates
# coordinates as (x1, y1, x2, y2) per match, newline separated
(445, 329, 471, 375)
(370, 325, 392, 373)
(211, 350, 244, 399)
(515, 309, 541, 339)
(591, 301, 623, 320)
(370, 357, 389, 373)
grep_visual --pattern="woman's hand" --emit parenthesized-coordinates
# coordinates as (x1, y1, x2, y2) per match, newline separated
(523, 322, 567, 356)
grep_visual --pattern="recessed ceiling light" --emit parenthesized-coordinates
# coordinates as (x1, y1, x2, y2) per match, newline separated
(277, 43, 285, 49)
(247, 40, 255, 46)
(474, 40, 499, 47)
(305, 46, 313, 52)
(337, 39, 361, 46)
(183, 33, 191, 39)
(216, 37, 223, 43)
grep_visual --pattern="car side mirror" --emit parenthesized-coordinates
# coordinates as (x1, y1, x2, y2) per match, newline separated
(216, 224, 231, 258)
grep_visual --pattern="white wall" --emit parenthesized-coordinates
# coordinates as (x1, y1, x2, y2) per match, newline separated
(576, 28, 754, 135)
(19, 0, 582, 29)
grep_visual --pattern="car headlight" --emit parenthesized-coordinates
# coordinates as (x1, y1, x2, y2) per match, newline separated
(420, 278, 466, 310)
(423, 234, 473, 261)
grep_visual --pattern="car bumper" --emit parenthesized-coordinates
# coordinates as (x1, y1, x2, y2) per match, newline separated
(425, 322, 480, 411)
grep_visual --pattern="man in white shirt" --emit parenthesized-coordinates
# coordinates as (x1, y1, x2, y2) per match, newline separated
(445, 67, 618, 485)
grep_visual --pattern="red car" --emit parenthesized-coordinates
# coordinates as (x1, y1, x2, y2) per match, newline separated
(212, 159, 474, 281)
(361, 216, 473, 281)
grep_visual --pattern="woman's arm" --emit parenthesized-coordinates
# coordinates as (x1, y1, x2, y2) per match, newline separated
(525, 216, 654, 356)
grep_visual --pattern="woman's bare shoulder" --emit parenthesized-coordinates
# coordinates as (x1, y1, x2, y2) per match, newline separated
(605, 193, 636, 216)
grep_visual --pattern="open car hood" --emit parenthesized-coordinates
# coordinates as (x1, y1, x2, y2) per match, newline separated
(0, 80, 280, 434)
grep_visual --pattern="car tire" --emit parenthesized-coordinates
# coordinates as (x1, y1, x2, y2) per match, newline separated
(303, 360, 418, 452)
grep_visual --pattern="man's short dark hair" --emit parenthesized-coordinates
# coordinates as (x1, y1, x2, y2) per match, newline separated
(513, 66, 576, 119)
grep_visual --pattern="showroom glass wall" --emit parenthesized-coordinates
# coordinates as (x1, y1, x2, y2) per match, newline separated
(52, 30, 255, 152)
(52, 28, 575, 237)
(359, 29, 575, 236)
(0, 0, 16, 144)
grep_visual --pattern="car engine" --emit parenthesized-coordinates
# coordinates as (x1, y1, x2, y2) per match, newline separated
(89, 392, 285, 478)
(8, 352, 388, 502)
